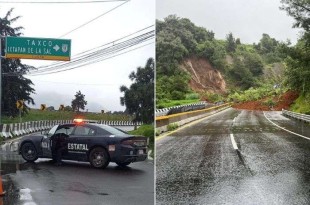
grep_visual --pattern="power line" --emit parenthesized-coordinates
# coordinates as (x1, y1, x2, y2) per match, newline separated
(0, 0, 126, 3)
(37, 25, 154, 69)
(59, 0, 130, 38)
(29, 28, 154, 74)
(28, 41, 154, 76)
(31, 32, 153, 74)
(29, 79, 119, 86)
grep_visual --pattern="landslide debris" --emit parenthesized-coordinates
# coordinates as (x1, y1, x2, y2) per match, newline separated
(232, 91, 299, 111)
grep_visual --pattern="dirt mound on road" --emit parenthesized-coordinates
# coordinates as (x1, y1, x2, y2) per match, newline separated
(232, 91, 299, 111)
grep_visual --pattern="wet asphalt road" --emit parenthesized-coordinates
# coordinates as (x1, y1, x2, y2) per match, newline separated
(156, 108, 310, 205)
(0, 140, 154, 205)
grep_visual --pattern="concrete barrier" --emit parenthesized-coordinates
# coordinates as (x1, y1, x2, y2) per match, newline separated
(98, 120, 139, 126)
(1, 120, 141, 138)
(156, 103, 231, 133)
(0, 124, 13, 138)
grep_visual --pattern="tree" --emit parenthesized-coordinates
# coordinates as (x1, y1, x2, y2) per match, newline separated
(236, 38, 241, 45)
(255, 33, 279, 54)
(243, 52, 264, 76)
(120, 58, 154, 124)
(226, 32, 237, 53)
(228, 57, 256, 89)
(1, 9, 35, 117)
(283, 38, 310, 93)
(280, 0, 310, 31)
(280, 0, 310, 94)
(71, 91, 87, 112)
(64, 106, 72, 112)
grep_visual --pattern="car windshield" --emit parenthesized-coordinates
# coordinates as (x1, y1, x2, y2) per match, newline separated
(48, 125, 59, 136)
(96, 124, 129, 136)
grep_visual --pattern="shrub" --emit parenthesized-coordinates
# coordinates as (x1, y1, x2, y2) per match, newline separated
(185, 93, 200, 100)
(263, 98, 276, 107)
(167, 123, 178, 131)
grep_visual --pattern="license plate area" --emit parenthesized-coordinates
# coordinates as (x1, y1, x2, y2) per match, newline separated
(138, 149, 144, 155)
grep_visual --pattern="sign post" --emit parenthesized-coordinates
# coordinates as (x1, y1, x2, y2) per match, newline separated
(16, 100, 24, 123)
(40, 104, 47, 111)
(0, 36, 2, 125)
(5, 36, 71, 61)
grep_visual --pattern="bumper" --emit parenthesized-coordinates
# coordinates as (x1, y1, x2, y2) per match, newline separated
(110, 145, 148, 163)
(121, 154, 148, 163)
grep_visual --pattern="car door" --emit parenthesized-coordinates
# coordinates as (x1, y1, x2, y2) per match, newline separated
(66, 125, 95, 161)
(41, 125, 59, 158)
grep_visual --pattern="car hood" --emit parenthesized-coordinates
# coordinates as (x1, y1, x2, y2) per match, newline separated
(20, 134, 44, 141)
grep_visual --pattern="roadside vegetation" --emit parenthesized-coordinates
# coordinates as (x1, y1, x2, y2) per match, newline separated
(290, 94, 310, 115)
(227, 85, 285, 103)
(2, 109, 133, 124)
(157, 99, 199, 109)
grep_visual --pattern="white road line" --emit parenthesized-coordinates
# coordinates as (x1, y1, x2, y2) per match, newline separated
(263, 112, 310, 141)
(230, 134, 238, 150)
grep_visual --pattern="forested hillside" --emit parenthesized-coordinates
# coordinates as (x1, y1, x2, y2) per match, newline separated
(156, 15, 288, 108)
(156, 0, 310, 114)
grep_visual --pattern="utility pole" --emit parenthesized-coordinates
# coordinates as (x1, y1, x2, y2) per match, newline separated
(0, 36, 2, 125)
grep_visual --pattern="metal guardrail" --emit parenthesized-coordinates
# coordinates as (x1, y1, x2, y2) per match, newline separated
(156, 103, 232, 133)
(155, 101, 212, 117)
(282, 109, 310, 123)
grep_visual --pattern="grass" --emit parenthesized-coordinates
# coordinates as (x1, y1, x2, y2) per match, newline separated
(156, 99, 199, 109)
(128, 124, 154, 158)
(2, 109, 133, 124)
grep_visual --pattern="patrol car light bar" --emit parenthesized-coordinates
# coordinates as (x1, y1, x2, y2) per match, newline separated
(73, 119, 84, 123)
(73, 119, 98, 124)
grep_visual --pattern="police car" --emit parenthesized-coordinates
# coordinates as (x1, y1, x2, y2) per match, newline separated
(18, 119, 148, 169)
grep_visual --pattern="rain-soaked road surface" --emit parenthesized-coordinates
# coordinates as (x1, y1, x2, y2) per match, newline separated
(156, 108, 310, 205)
(0, 139, 154, 205)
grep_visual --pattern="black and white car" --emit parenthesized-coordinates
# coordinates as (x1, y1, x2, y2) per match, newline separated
(18, 120, 148, 169)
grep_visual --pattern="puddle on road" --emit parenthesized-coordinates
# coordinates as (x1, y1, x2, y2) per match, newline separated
(0, 160, 41, 176)
(0, 159, 42, 205)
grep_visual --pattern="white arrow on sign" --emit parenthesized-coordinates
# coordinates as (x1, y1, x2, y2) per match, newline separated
(53, 44, 60, 51)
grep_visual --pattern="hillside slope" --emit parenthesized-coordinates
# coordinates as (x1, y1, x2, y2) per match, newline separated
(180, 57, 226, 94)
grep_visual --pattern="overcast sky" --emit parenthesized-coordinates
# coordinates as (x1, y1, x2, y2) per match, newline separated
(157, 0, 301, 45)
(0, 0, 155, 112)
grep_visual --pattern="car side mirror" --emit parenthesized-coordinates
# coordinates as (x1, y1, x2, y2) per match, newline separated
(41, 130, 49, 135)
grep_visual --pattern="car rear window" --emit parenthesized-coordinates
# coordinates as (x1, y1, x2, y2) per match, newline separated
(96, 125, 129, 136)
(74, 126, 96, 136)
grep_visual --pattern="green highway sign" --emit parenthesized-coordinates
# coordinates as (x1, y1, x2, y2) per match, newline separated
(5, 36, 71, 61)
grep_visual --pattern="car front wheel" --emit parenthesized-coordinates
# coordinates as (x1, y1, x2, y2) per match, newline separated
(89, 147, 109, 169)
(21, 142, 38, 162)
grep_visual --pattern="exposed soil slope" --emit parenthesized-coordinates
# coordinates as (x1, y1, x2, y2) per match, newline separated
(180, 57, 226, 94)
(232, 91, 299, 111)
